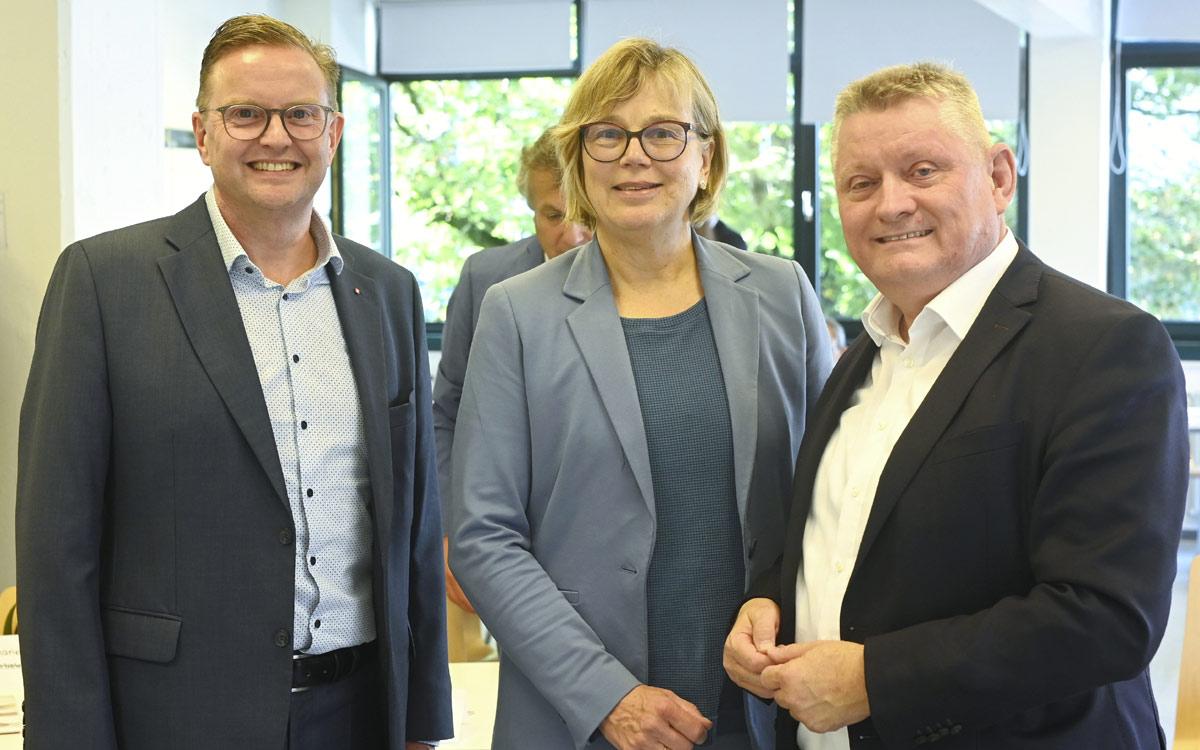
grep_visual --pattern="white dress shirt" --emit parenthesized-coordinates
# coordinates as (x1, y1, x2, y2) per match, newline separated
(793, 230, 1018, 749)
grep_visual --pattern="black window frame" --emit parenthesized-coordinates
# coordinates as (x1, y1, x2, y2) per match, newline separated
(1107, 40, 1200, 360)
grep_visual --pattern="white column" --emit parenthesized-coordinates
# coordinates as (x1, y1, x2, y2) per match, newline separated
(1026, 1, 1112, 289)
(0, 0, 72, 588)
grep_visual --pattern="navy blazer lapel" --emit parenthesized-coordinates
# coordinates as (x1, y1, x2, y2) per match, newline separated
(158, 197, 288, 505)
(328, 250, 393, 537)
(854, 248, 1041, 569)
(563, 242, 656, 512)
(694, 234, 759, 525)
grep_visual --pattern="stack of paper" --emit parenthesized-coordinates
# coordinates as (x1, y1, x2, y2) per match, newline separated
(0, 636, 21, 736)
(0, 694, 19, 735)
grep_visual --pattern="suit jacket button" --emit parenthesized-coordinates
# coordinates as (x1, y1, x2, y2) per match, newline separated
(273, 629, 290, 648)
(279, 529, 293, 545)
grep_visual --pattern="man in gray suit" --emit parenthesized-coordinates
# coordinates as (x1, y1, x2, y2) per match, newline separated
(433, 129, 591, 660)
(16, 14, 451, 749)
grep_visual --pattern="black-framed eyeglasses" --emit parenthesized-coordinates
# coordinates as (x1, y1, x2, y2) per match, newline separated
(201, 103, 336, 141)
(579, 120, 709, 163)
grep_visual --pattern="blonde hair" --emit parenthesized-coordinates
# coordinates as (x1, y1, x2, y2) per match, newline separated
(197, 14, 340, 109)
(832, 61, 991, 166)
(552, 37, 728, 229)
(517, 129, 564, 205)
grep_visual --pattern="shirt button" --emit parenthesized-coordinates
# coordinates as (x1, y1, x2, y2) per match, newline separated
(306, 488, 314, 498)
(313, 619, 322, 629)
(282, 293, 290, 301)
(244, 267, 254, 274)
(300, 420, 308, 430)
(834, 562, 845, 574)
(309, 556, 316, 566)
(292, 354, 300, 363)
(904, 357, 914, 368)
(851, 487, 860, 498)
(278, 529, 293, 545)
(876, 421, 886, 431)
(273, 629, 290, 648)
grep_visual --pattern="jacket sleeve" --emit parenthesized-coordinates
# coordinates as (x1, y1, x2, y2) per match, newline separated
(403, 273, 455, 741)
(432, 254, 476, 531)
(449, 284, 641, 749)
(863, 311, 1190, 744)
(16, 244, 119, 749)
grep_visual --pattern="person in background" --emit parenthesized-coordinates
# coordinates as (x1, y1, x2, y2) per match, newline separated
(724, 61, 1189, 750)
(16, 14, 451, 749)
(433, 128, 592, 662)
(824, 314, 847, 359)
(697, 214, 749, 250)
(449, 38, 831, 750)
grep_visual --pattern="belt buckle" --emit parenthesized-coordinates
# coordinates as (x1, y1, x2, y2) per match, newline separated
(292, 649, 330, 694)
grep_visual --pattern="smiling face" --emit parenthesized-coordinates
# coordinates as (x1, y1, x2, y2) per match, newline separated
(834, 96, 1015, 322)
(192, 44, 343, 223)
(582, 75, 712, 245)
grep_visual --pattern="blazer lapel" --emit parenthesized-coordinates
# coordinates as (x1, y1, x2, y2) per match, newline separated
(564, 242, 656, 512)
(694, 235, 759, 525)
(328, 251, 393, 538)
(158, 197, 288, 505)
(854, 249, 1041, 569)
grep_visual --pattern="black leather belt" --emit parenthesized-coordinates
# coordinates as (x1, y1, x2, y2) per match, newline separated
(292, 641, 374, 690)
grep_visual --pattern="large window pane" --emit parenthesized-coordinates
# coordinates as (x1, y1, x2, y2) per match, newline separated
(721, 122, 794, 257)
(390, 77, 573, 322)
(1126, 66, 1200, 322)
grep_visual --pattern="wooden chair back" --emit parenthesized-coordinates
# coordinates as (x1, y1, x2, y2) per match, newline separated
(1176, 555, 1200, 750)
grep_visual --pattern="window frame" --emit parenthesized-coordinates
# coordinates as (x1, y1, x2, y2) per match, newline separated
(1108, 40, 1200, 360)
(332, 66, 391, 256)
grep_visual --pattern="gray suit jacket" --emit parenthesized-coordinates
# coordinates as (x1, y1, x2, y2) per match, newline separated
(433, 235, 544, 527)
(449, 235, 832, 749)
(16, 196, 453, 749)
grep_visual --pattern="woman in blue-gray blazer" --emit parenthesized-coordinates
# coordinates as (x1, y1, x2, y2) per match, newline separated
(449, 38, 832, 750)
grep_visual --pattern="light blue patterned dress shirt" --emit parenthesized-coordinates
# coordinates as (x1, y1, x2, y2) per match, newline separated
(205, 189, 375, 655)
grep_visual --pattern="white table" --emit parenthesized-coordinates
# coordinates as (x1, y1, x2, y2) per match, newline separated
(442, 661, 499, 749)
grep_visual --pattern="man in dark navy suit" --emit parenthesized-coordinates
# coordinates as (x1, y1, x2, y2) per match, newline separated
(725, 61, 1189, 750)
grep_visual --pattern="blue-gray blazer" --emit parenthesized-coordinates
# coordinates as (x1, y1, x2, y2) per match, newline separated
(449, 234, 832, 750)
(433, 235, 544, 527)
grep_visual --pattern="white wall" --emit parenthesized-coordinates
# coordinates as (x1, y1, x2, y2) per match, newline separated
(69, 0, 167, 240)
(0, 0, 71, 588)
(1025, 9, 1112, 288)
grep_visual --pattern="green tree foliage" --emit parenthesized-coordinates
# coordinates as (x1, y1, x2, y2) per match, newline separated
(389, 78, 801, 321)
(720, 123, 795, 258)
(1127, 67, 1200, 321)
(389, 78, 572, 320)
